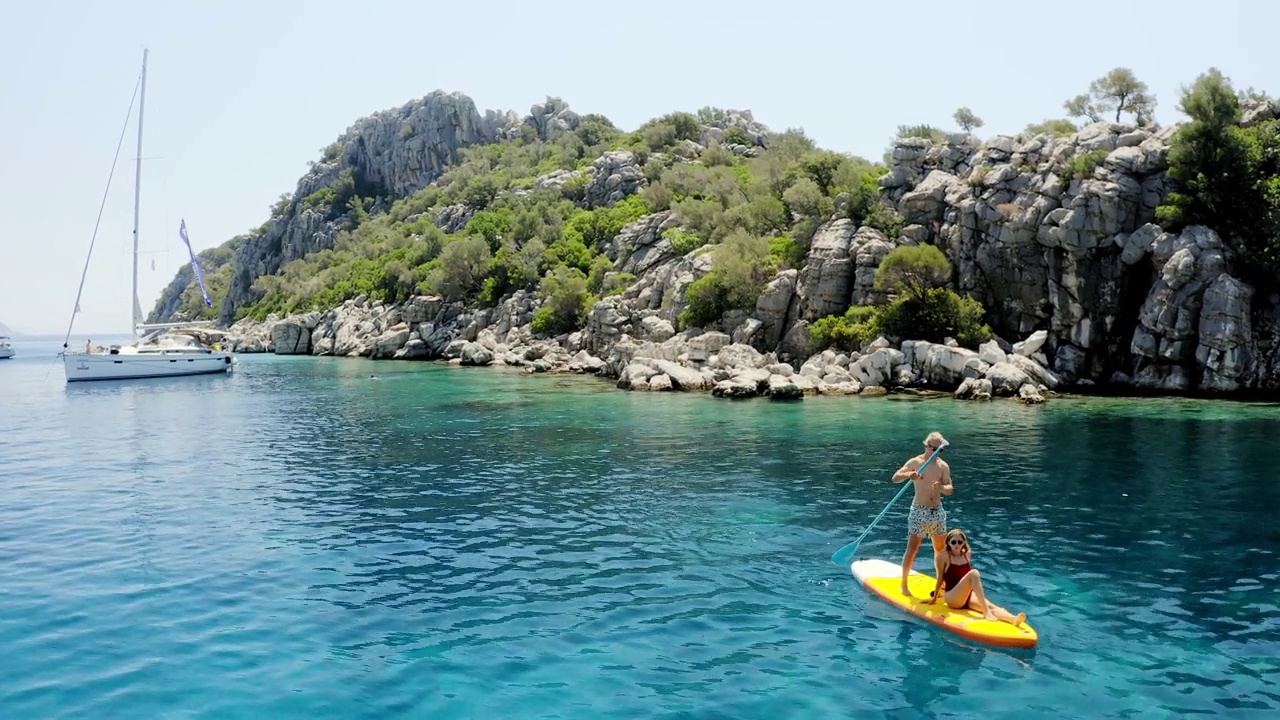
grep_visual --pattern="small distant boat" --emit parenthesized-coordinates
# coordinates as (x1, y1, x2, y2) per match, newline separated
(0, 336, 12, 360)
(61, 49, 234, 383)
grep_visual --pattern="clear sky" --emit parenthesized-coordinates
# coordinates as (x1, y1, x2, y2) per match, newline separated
(1, 0, 1274, 335)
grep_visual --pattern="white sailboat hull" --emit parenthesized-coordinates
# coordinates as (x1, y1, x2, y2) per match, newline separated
(0, 348, 12, 360)
(63, 350, 234, 382)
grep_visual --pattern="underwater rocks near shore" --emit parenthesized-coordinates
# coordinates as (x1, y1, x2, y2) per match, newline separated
(221, 294, 1063, 404)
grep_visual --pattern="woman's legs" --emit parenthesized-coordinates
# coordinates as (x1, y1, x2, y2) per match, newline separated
(967, 595, 1027, 626)
(944, 570, 1026, 626)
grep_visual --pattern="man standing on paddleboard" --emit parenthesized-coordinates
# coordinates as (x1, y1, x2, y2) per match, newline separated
(890, 432, 954, 596)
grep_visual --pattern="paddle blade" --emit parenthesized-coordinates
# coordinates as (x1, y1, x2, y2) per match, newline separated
(830, 540, 860, 567)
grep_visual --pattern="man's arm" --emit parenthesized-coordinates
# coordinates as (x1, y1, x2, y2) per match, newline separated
(891, 458, 920, 484)
(939, 461, 954, 495)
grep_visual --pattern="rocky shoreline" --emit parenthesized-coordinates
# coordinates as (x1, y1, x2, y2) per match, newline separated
(153, 90, 1280, 399)
(215, 293, 1070, 404)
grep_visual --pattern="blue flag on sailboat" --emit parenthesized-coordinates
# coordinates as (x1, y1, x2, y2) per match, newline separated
(180, 219, 214, 308)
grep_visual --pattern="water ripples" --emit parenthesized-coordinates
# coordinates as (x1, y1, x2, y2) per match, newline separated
(1, 349, 1278, 717)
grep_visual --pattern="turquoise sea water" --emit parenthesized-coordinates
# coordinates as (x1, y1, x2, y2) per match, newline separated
(1, 337, 1278, 718)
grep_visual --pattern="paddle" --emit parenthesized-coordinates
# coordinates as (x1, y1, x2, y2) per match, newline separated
(830, 441, 948, 567)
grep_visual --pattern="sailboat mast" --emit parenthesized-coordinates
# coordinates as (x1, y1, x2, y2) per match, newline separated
(131, 48, 147, 341)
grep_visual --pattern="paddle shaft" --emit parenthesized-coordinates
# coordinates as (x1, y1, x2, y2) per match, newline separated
(830, 443, 947, 565)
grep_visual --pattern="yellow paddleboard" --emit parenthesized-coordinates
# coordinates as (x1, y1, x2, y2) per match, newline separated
(851, 558, 1038, 649)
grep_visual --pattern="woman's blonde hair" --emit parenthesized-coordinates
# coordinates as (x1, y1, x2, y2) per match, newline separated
(945, 527, 969, 547)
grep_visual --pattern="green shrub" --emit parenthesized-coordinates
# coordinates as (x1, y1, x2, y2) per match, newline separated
(574, 114, 620, 148)
(768, 236, 805, 269)
(301, 186, 336, 210)
(585, 254, 615, 294)
(810, 305, 880, 352)
(460, 174, 501, 208)
(793, 151, 847, 195)
(678, 274, 724, 329)
(422, 236, 493, 301)
(677, 231, 777, 329)
(321, 142, 344, 162)
(1065, 149, 1110, 180)
(532, 266, 595, 336)
(844, 167, 903, 237)
(563, 194, 651, 248)
(826, 243, 995, 348)
(538, 235, 589, 274)
(663, 228, 704, 254)
(480, 238, 545, 304)
(1156, 68, 1280, 285)
(601, 272, 636, 296)
(783, 177, 830, 220)
(874, 244, 951, 296)
(465, 208, 514, 251)
(724, 126, 751, 146)
(876, 287, 992, 347)
(896, 124, 947, 143)
(1024, 119, 1078, 138)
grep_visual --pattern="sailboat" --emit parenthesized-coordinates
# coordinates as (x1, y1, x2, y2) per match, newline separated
(62, 49, 234, 383)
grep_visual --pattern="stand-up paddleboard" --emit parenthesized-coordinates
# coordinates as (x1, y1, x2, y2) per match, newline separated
(852, 558, 1038, 649)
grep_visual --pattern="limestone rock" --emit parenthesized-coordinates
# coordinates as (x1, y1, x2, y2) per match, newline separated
(1012, 330, 1048, 357)
(755, 270, 799, 350)
(371, 328, 411, 359)
(618, 363, 658, 390)
(712, 378, 760, 398)
(583, 151, 646, 208)
(911, 341, 980, 388)
(608, 211, 682, 275)
(271, 320, 311, 355)
(1018, 383, 1046, 404)
(954, 376, 993, 401)
(797, 219, 858, 320)
(715, 343, 766, 370)
(984, 362, 1033, 396)
(1196, 274, 1254, 392)
(568, 350, 607, 374)
(767, 374, 804, 400)
(637, 315, 675, 343)
(978, 340, 1007, 366)
(649, 373, 674, 391)
(460, 342, 494, 366)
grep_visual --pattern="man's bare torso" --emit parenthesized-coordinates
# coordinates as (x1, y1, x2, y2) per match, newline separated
(906, 454, 948, 507)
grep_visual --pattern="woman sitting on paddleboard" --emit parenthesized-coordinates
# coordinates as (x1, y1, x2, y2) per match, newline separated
(927, 528, 1027, 627)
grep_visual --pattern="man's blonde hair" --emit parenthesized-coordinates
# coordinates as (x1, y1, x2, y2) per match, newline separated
(924, 431, 947, 450)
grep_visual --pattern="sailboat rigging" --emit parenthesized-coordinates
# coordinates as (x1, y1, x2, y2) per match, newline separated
(61, 48, 235, 383)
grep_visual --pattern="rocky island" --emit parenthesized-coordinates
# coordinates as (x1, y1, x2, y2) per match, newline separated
(151, 68, 1280, 402)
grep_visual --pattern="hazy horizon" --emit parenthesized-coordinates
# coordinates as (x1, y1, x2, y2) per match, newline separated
(2, 0, 1275, 335)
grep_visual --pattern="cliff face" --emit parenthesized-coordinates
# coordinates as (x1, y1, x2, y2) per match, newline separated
(865, 125, 1262, 393)
(578, 121, 1263, 394)
(152, 90, 1280, 396)
(219, 91, 497, 321)
(149, 91, 564, 325)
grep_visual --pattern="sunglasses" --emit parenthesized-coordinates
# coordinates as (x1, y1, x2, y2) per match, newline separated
(948, 538, 967, 546)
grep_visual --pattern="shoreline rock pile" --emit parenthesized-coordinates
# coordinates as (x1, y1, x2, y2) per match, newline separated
(225, 295, 1064, 403)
